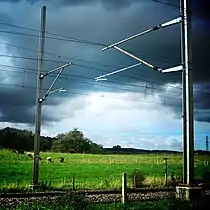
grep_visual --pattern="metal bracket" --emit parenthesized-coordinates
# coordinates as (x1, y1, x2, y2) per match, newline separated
(38, 63, 71, 102)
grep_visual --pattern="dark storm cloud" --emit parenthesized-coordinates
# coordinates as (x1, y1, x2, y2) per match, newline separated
(0, 87, 61, 124)
(194, 0, 210, 20)
(0, 0, 141, 9)
(194, 85, 210, 110)
(193, 84, 210, 122)
(159, 83, 210, 123)
(0, 0, 37, 3)
(58, 0, 138, 9)
(0, 0, 209, 125)
(0, 0, 139, 6)
(194, 110, 210, 123)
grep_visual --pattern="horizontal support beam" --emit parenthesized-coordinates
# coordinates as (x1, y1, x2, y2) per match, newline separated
(95, 78, 107, 81)
(162, 65, 183, 73)
(95, 63, 142, 80)
(161, 17, 182, 28)
(102, 17, 181, 51)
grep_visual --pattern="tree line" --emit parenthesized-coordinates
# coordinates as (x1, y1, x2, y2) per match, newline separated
(0, 127, 103, 154)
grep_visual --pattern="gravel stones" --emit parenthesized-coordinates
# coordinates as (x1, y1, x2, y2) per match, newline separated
(0, 190, 175, 208)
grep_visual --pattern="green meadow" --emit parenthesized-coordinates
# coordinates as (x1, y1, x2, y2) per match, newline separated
(0, 149, 209, 190)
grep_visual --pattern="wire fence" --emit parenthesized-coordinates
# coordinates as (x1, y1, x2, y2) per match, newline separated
(0, 160, 209, 190)
(1, 150, 209, 191)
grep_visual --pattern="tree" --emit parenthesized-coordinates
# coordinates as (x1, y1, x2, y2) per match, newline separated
(0, 127, 54, 151)
(0, 127, 102, 154)
(55, 133, 66, 140)
(51, 128, 103, 154)
(113, 145, 121, 149)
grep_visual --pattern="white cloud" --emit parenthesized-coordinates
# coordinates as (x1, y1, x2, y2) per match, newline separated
(1, 81, 209, 151)
(39, 90, 183, 150)
(0, 121, 32, 131)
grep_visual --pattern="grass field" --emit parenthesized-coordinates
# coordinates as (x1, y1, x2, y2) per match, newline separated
(0, 149, 209, 190)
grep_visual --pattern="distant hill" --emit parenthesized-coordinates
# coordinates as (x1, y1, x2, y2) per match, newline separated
(1, 126, 209, 155)
(103, 147, 181, 154)
(103, 148, 210, 155)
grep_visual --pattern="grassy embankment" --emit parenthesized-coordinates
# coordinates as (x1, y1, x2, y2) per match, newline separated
(7, 199, 196, 210)
(3, 197, 210, 210)
(0, 149, 209, 190)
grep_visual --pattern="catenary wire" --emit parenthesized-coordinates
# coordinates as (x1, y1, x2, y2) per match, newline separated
(0, 82, 181, 107)
(2, 65, 208, 101)
(0, 30, 106, 46)
(0, 53, 182, 94)
(0, 67, 182, 101)
(0, 62, 182, 95)
(0, 19, 183, 92)
(0, 40, 176, 69)
(0, 40, 183, 92)
(150, 0, 180, 8)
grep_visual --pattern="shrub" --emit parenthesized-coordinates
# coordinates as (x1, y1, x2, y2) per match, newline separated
(202, 168, 210, 183)
(130, 169, 146, 188)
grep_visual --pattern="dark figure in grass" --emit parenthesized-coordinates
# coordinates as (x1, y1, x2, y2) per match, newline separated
(60, 157, 64, 163)
(170, 171, 176, 186)
(17, 150, 24, 154)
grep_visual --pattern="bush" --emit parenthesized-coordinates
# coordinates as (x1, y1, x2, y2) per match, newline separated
(202, 168, 210, 183)
(130, 169, 146, 188)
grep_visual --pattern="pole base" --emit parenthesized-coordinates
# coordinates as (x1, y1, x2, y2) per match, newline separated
(176, 185, 203, 201)
(29, 184, 41, 191)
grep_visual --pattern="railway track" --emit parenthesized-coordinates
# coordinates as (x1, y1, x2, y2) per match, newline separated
(0, 187, 175, 208)
(0, 186, 174, 198)
(1, 186, 209, 208)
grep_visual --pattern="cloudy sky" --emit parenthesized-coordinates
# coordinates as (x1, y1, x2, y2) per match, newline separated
(0, 0, 209, 150)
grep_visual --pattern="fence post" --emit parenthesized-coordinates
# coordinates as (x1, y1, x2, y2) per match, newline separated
(72, 177, 75, 191)
(17, 179, 20, 187)
(122, 172, 127, 203)
(163, 158, 168, 186)
(133, 175, 136, 188)
(204, 160, 209, 166)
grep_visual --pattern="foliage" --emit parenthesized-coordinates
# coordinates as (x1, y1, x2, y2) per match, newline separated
(99, 199, 210, 210)
(6, 199, 210, 210)
(0, 127, 103, 154)
(51, 128, 103, 154)
(113, 145, 121, 149)
(130, 169, 146, 188)
(0, 127, 53, 151)
(202, 167, 210, 183)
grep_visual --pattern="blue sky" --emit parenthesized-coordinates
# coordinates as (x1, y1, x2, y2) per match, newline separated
(0, 0, 209, 151)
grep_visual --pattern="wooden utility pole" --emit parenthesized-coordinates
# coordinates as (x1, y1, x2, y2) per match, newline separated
(32, 6, 46, 187)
